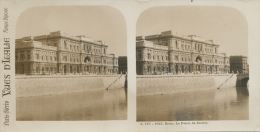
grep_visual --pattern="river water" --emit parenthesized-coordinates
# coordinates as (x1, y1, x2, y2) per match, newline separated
(17, 88, 127, 121)
(137, 86, 249, 121)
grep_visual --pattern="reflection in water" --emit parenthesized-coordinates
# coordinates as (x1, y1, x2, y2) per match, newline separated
(17, 88, 127, 121)
(137, 87, 248, 121)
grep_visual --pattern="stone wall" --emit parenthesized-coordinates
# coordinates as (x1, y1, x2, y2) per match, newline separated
(16, 75, 125, 97)
(137, 74, 237, 96)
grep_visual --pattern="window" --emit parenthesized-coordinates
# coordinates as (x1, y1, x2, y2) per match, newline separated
(162, 56, 164, 60)
(157, 56, 159, 60)
(138, 51, 141, 59)
(28, 54, 30, 59)
(153, 55, 155, 60)
(63, 56, 67, 61)
(50, 56, 52, 61)
(175, 55, 178, 61)
(64, 41, 67, 49)
(20, 54, 24, 60)
(148, 53, 151, 59)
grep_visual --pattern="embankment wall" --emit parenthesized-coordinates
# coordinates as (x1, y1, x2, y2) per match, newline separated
(16, 75, 125, 97)
(137, 74, 237, 96)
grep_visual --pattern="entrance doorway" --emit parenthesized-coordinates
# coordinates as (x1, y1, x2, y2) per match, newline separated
(64, 65, 67, 74)
(70, 66, 73, 73)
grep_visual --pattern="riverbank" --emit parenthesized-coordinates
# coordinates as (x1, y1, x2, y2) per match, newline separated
(137, 74, 237, 96)
(16, 75, 125, 97)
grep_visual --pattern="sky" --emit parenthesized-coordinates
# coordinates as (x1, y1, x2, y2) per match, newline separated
(136, 6, 248, 57)
(16, 6, 127, 56)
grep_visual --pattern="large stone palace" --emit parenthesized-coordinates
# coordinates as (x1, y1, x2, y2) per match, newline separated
(15, 31, 118, 75)
(136, 30, 230, 75)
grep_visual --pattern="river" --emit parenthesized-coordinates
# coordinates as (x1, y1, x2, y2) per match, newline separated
(137, 86, 249, 121)
(17, 88, 127, 121)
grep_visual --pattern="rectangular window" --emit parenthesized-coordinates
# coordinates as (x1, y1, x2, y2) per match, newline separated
(138, 51, 141, 59)
(175, 56, 178, 61)
(148, 53, 151, 59)
(64, 42, 67, 49)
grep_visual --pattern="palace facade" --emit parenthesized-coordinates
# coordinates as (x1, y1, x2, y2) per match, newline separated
(136, 30, 230, 75)
(15, 31, 118, 75)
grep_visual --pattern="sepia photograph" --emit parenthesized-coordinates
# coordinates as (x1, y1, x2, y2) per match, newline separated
(136, 6, 249, 121)
(0, 0, 260, 131)
(15, 6, 127, 121)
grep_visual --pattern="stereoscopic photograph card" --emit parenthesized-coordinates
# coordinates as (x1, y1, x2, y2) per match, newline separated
(0, 0, 260, 132)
